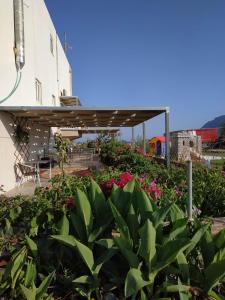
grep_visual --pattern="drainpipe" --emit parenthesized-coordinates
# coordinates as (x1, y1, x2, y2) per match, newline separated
(14, 0, 25, 70)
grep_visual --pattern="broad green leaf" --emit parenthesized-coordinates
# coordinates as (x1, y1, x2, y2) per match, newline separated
(208, 290, 225, 300)
(125, 268, 150, 298)
(214, 227, 225, 249)
(113, 178, 136, 216)
(73, 275, 93, 285)
(36, 271, 55, 300)
(89, 178, 109, 223)
(186, 224, 210, 255)
(152, 204, 172, 228)
(8, 246, 27, 289)
(126, 203, 139, 246)
(178, 277, 189, 300)
(57, 213, 69, 235)
(93, 248, 118, 275)
(177, 252, 189, 284)
(170, 203, 185, 223)
(109, 200, 131, 242)
(110, 185, 123, 213)
(114, 236, 139, 268)
(155, 239, 191, 274)
(212, 248, 225, 263)
(20, 283, 36, 300)
(96, 239, 115, 249)
(70, 212, 86, 242)
(75, 188, 93, 238)
(140, 289, 148, 300)
(139, 220, 156, 270)
(51, 235, 76, 248)
(204, 258, 225, 292)
(25, 235, 38, 258)
(9, 206, 22, 221)
(75, 239, 95, 273)
(163, 219, 187, 244)
(52, 235, 94, 272)
(24, 260, 37, 288)
(0, 282, 10, 296)
(88, 220, 112, 243)
(200, 230, 215, 267)
(132, 188, 153, 222)
(153, 282, 189, 299)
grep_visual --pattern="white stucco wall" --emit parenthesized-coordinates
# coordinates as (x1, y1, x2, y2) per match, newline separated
(0, 0, 72, 191)
(0, 0, 72, 106)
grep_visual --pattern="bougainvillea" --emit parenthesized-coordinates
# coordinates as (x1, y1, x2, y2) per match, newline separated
(100, 171, 162, 200)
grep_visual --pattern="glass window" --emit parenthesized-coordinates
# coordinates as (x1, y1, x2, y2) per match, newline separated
(52, 94, 56, 106)
(35, 79, 42, 104)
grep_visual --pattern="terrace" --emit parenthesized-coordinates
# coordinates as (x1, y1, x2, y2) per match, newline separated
(0, 105, 170, 195)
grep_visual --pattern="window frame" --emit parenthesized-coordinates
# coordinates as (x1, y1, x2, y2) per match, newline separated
(35, 78, 42, 104)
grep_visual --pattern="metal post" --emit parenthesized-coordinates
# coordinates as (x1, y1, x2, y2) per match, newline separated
(187, 160, 193, 221)
(131, 127, 135, 149)
(165, 109, 170, 168)
(142, 122, 146, 155)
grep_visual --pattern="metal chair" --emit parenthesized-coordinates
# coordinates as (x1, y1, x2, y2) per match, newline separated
(17, 163, 40, 186)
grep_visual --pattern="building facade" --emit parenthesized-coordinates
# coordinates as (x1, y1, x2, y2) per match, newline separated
(0, 0, 72, 191)
(170, 131, 202, 161)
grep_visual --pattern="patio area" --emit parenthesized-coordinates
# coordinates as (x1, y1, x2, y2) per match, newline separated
(5, 151, 101, 197)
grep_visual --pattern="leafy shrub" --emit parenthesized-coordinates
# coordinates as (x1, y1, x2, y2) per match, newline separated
(1, 179, 225, 299)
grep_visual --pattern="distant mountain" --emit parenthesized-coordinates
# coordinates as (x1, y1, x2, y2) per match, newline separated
(202, 115, 225, 128)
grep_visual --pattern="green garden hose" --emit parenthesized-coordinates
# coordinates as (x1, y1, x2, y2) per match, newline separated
(0, 70, 22, 104)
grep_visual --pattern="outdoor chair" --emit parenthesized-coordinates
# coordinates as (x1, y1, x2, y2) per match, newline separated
(17, 163, 41, 186)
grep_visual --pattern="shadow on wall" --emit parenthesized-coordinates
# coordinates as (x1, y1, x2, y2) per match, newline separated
(0, 112, 55, 191)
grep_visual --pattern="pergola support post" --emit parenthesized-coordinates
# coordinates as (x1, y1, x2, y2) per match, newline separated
(131, 126, 135, 149)
(165, 109, 170, 168)
(142, 122, 146, 155)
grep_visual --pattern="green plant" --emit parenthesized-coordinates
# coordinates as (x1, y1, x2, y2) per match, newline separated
(1, 176, 225, 299)
(54, 133, 71, 174)
(14, 124, 29, 144)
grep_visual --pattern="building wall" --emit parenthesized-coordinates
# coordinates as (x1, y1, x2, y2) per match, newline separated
(0, 111, 57, 191)
(171, 131, 202, 161)
(0, 0, 72, 191)
(0, 0, 72, 107)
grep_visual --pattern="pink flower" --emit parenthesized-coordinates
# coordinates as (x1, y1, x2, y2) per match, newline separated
(175, 187, 183, 197)
(142, 181, 161, 199)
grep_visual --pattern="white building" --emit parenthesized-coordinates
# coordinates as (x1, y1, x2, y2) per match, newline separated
(0, 0, 74, 191)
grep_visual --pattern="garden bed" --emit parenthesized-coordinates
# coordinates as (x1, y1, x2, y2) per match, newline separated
(0, 139, 225, 299)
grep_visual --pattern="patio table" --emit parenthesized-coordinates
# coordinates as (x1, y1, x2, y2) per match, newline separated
(25, 159, 52, 181)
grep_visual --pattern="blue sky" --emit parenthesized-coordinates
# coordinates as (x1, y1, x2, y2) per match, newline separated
(45, 0, 225, 140)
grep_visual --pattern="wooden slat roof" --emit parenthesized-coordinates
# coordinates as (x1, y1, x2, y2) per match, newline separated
(0, 106, 168, 127)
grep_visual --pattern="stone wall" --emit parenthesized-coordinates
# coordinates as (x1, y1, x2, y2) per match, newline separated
(171, 131, 202, 161)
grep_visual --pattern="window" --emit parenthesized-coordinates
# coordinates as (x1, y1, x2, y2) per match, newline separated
(50, 34, 54, 55)
(189, 141, 194, 147)
(35, 79, 42, 104)
(52, 94, 56, 106)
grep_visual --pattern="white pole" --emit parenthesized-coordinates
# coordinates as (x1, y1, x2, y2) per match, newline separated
(187, 160, 193, 220)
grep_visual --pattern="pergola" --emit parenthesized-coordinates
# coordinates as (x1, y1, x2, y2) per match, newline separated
(0, 106, 170, 167)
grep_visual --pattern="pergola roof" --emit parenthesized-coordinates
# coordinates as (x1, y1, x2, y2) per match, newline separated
(61, 127, 120, 134)
(0, 106, 168, 128)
